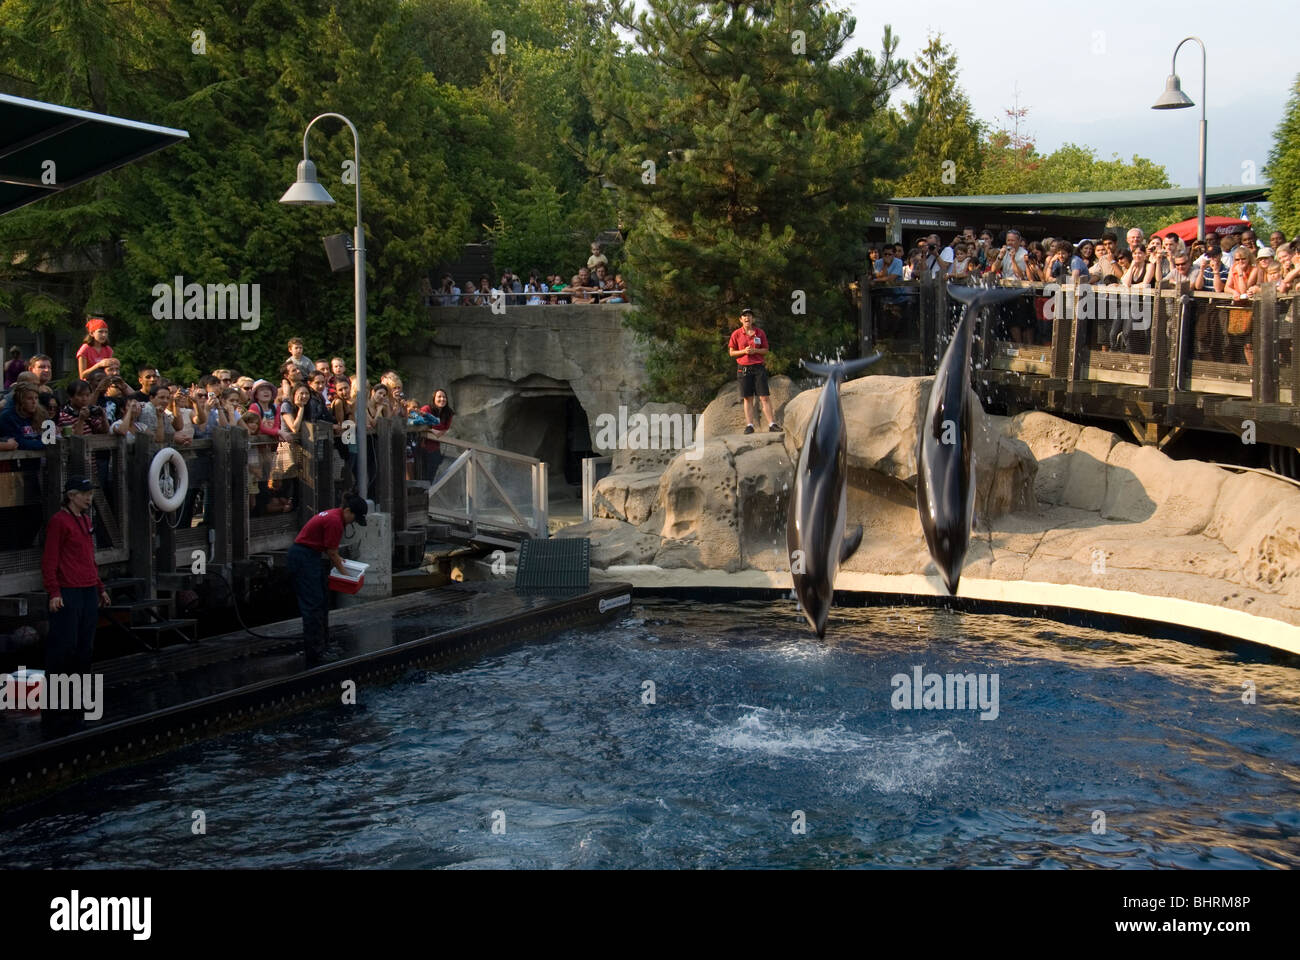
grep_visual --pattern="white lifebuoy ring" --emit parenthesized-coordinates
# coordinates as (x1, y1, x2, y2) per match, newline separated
(149, 447, 189, 512)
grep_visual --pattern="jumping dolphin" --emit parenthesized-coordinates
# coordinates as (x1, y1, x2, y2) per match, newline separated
(916, 285, 1024, 594)
(787, 353, 882, 637)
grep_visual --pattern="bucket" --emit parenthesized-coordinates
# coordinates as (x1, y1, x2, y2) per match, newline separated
(0, 668, 45, 713)
(328, 559, 369, 595)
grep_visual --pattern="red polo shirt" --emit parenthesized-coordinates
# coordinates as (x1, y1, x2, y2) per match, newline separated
(41, 507, 103, 598)
(294, 508, 345, 553)
(728, 326, 768, 366)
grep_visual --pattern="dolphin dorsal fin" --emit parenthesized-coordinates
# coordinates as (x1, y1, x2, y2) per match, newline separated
(839, 524, 863, 564)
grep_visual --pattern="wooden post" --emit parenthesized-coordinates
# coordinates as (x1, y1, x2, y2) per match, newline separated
(211, 426, 231, 566)
(861, 268, 874, 356)
(391, 424, 408, 532)
(1049, 284, 1069, 380)
(934, 274, 949, 374)
(1255, 283, 1279, 404)
(229, 427, 249, 562)
(1290, 293, 1300, 405)
(301, 421, 334, 516)
(1069, 284, 1089, 385)
(127, 436, 155, 585)
(1149, 286, 1171, 391)
(1170, 289, 1194, 396)
(40, 442, 62, 544)
(918, 272, 937, 368)
(67, 434, 89, 482)
(375, 417, 396, 516)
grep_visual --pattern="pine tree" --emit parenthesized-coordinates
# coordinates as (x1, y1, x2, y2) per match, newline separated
(893, 33, 982, 197)
(1266, 74, 1300, 238)
(582, 0, 909, 407)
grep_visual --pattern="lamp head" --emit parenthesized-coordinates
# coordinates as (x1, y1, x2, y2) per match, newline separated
(1152, 74, 1195, 110)
(279, 157, 336, 205)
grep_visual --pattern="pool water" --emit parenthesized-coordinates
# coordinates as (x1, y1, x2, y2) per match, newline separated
(4, 600, 1298, 868)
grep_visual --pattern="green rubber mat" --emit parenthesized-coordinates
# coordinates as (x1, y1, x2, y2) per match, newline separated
(515, 537, 590, 592)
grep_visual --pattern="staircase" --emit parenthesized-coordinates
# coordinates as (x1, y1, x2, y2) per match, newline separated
(100, 577, 197, 651)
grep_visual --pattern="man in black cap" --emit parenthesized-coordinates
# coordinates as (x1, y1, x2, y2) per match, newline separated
(288, 493, 367, 666)
(40, 476, 111, 734)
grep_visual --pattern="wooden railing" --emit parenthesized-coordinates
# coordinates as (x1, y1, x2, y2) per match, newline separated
(863, 273, 1298, 409)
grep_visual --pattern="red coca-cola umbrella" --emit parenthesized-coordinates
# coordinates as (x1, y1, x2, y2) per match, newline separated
(1155, 216, 1250, 242)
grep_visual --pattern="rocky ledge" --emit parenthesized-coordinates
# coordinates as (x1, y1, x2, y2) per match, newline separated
(556, 375, 1300, 633)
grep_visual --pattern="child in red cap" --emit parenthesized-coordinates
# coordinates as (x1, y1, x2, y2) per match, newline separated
(76, 317, 114, 379)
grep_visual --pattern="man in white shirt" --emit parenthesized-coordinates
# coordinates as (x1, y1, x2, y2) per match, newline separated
(998, 230, 1029, 280)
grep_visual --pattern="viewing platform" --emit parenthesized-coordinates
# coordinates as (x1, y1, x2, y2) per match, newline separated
(862, 273, 1300, 468)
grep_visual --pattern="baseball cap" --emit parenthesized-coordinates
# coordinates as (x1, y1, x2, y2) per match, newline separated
(740, 308, 754, 317)
(1257, 246, 1274, 258)
(343, 493, 368, 525)
(65, 476, 93, 493)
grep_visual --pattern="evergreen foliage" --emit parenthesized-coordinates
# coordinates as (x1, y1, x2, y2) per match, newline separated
(582, 0, 909, 406)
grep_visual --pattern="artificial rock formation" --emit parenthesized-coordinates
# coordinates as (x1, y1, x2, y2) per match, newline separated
(560, 376, 1300, 628)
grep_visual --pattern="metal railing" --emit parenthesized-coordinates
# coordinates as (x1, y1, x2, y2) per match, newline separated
(581, 456, 613, 522)
(424, 435, 548, 539)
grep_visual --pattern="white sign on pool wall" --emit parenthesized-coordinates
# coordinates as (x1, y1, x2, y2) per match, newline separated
(599, 594, 632, 613)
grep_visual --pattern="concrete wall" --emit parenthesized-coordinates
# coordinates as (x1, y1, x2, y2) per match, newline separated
(401, 304, 651, 466)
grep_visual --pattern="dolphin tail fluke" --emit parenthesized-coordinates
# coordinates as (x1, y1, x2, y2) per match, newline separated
(801, 353, 882, 383)
(946, 285, 1026, 309)
(839, 524, 863, 564)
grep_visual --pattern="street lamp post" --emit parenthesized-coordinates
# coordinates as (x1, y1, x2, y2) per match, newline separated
(1152, 37, 1207, 244)
(279, 113, 369, 501)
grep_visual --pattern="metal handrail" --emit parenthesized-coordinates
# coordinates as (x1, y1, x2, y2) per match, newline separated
(425, 436, 548, 539)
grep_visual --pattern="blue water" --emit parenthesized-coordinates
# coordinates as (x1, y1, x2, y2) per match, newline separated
(4, 600, 1298, 868)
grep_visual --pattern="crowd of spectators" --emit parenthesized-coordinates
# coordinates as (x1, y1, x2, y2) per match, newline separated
(0, 328, 455, 537)
(871, 225, 1300, 292)
(426, 243, 629, 307)
(870, 224, 1300, 356)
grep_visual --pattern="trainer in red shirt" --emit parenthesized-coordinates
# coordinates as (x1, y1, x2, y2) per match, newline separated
(727, 311, 768, 366)
(295, 507, 347, 559)
(42, 479, 107, 601)
(289, 493, 367, 666)
(726, 308, 781, 433)
(41, 476, 110, 733)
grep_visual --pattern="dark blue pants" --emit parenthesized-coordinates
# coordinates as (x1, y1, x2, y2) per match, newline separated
(288, 544, 330, 663)
(418, 448, 442, 482)
(43, 586, 97, 735)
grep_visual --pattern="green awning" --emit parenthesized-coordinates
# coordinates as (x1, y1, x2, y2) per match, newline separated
(887, 184, 1270, 210)
(0, 92, 188, 217)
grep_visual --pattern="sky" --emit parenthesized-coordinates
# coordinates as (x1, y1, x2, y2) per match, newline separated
(844, 0, 1299, 191)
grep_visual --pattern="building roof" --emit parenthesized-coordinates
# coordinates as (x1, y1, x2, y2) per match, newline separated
(887, 184, 1270, 211)
(0, 93, 189, 217)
